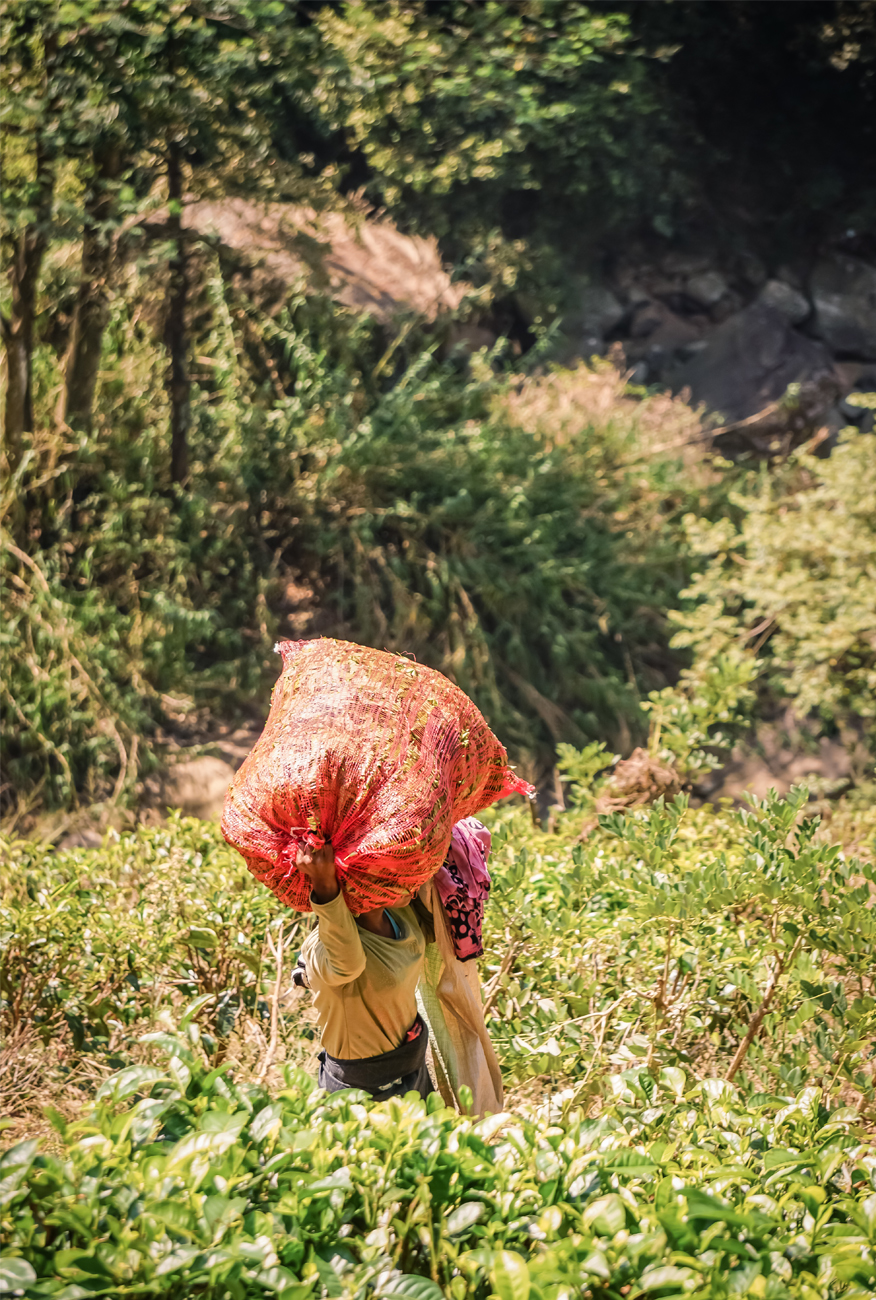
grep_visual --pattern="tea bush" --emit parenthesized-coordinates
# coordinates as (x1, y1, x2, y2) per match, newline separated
(0, 816, 305, 1103)
(3, 785, 876, 1296)
(4, 1044, 876, 1300)
(671, 428, 876, 749)
(484, 787, 876, 1109)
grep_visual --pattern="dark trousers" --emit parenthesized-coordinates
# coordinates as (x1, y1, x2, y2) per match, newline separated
(318, 1014, 434, 1101)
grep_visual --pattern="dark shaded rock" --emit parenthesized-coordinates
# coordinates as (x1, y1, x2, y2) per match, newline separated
(628, 300, 702, 344)
(757, 279, 810, 325)
(628, 300, 664, 339)
(624, 281, 652, 308)
(684, 270, 728, 308)
(661, 250, 712, 277)
(669, 302, 833, 422)
(810, 254, 876, 359)
(777, 264, 806, 292)
(576, 285, 626, 340)
(736, 251, 768, 287)
(709, 290, 744, 323)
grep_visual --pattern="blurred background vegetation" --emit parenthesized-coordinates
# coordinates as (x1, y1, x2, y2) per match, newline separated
(2, 0, 875, 819)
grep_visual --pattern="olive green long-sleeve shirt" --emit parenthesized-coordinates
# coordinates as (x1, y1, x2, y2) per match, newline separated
(300, 893, 426, 1059)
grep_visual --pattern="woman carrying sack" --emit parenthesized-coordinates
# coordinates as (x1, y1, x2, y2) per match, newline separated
(293, 818, 503, 1115)
(294, 842, 433, 1101)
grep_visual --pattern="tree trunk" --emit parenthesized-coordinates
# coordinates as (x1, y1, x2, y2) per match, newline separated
(64, 143, 122, 431)
(2, 135, 54, 469)
(166, 139, 190, 484)
(2, 310, 32, 468)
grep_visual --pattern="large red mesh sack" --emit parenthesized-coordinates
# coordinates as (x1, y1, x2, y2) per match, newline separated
(221, 638, 533, 914)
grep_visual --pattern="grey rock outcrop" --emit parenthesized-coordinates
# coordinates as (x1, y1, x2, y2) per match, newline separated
(576, 285, 626, 342)
(625, 301, 703, 379)
(810, 254, 876, 359)
(669, 302, 833, 422)
(736, 251, 768, 287)
(661, 251, 712, 277)
(757, 279, 810, 326)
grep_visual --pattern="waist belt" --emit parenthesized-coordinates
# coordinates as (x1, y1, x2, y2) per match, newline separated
(319, 1015, 429, 1093)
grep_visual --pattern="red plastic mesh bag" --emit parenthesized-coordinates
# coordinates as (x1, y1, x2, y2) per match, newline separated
(221, 638, 533, 914)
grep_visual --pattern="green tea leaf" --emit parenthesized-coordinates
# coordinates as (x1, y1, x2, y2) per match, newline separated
(638, 1265, 698, 1291)
(446, 1202, 485, 1235)
(382, 1277, 446, 1300)
(583, 1194, 626, 1236)
(490, 1251, 530, 1300)
(97, 1065, 167, 1103)
(0, 1258, 37, 1287)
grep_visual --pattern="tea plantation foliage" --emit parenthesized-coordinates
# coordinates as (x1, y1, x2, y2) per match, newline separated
(5, 6, 876, 1292)
(3, 787, 876, 1298)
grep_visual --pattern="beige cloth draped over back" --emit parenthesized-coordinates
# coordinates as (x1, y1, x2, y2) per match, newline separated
(414, 880, 503, 1117)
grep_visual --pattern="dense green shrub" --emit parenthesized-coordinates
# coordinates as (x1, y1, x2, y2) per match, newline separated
(4, 1046, 876, 1299)
(671, 430, 876, 753)
(485, 787, 876, 1104)
(300, 363, 710, 767)
(1, 258, 716, 809)
(3, 787, 875, 1120)
(0, 817, 298, 1079)
(311, 0, 689, 260)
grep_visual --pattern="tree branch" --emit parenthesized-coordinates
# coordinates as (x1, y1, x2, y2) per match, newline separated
(256, 919, 285, 1085)
(725, 934, 803, 1082)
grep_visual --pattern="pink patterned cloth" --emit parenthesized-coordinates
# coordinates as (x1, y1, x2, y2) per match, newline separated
(433, 817, 492, 961)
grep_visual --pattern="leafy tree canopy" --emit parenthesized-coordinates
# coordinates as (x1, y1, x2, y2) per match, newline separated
(309, 0, 686, 261)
